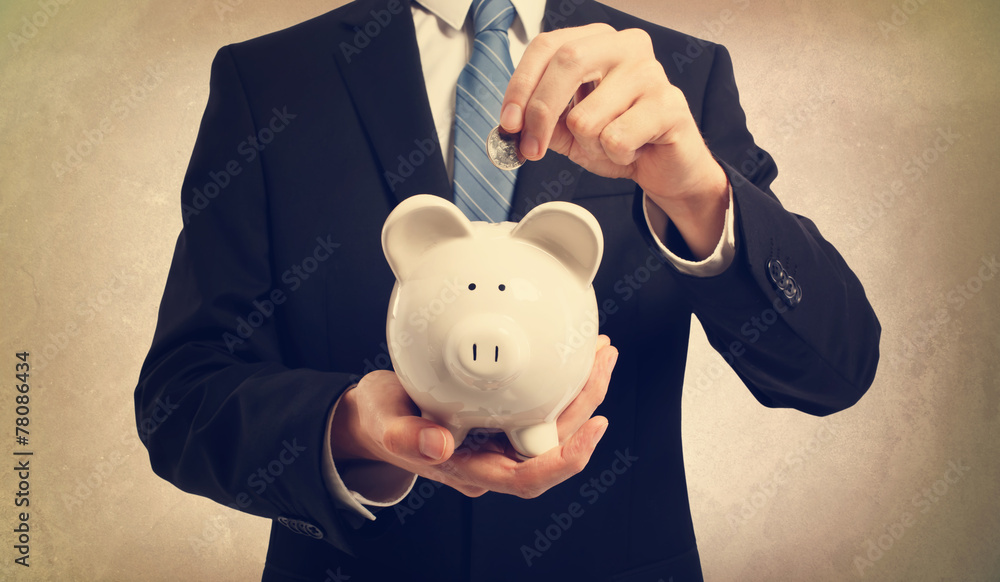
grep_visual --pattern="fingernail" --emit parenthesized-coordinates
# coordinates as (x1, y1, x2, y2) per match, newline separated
(592, 420, 609, 447)
(607, 348, 619, 369)
(521, 133, 539, 159)
(419, 428, 446, 461)
(500, 103, 521, 131)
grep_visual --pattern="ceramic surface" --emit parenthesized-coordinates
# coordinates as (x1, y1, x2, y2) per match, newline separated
(382, 195, 604, 457)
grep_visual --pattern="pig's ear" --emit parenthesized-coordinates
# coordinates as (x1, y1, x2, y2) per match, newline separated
(511, 202, 604, 287)
(382, 195, 474, 282)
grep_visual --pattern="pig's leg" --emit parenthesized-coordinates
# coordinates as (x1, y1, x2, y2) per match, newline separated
(508, 421, 559, 458)
(448, 425, 471, 447)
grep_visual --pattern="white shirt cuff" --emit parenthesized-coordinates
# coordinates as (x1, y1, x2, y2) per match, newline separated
(322, 386, 418, 521)
(641, 184, 736, 277)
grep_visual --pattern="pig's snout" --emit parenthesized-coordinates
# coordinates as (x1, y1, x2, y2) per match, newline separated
(445, 314, 528, 391)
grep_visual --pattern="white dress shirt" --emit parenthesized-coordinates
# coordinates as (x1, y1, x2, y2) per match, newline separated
(322, 0, 736, 521)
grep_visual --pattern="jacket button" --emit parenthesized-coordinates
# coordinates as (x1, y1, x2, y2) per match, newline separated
(277, 516, 324, 540)
(783, 281, 803, 307)
(767, 259, 784, 284)
(766, 259, 802, 307)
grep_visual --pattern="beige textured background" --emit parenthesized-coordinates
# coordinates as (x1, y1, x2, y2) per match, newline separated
(1, 0, 997, 580)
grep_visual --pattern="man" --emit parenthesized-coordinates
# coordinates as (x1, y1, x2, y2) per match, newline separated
(134, 0, 880, 580)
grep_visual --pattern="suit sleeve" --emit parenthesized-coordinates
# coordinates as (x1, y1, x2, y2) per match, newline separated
(640, 44, 881, 416)
(134, 46, 356, 552)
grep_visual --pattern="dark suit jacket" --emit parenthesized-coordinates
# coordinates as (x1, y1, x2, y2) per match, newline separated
(134, 1, 880, 580)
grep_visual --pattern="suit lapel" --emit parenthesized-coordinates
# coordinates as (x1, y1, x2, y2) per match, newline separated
(541, 0, 609, 30)
(330, 0, 617, 216)
(508, 0, 613, 220)
(331, 0, 451, 206)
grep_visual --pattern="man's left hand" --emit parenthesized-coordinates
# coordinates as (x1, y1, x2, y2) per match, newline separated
(500, 24, 729, 259)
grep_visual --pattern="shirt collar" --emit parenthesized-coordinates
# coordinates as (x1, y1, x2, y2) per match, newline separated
(414, 0, 544, 38)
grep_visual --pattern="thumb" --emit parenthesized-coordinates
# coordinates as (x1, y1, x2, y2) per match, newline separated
(382, 417, 456, 466)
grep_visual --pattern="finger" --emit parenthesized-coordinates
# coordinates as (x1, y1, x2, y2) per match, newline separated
(431, 456, 490, 497)
(547, 81, 599, 157)
(501, 24, 616, 153)
(454, 416, 609, 498)
(354, 373, 459, 465)
(336, 370, 423, 461)
(518, 34, 626, 160)
(355, 369, 420, 417)
(561, 66, 648, 160)
(514, 28, 659, 162)
(598, 84, 689, 167)
(381, 416, 457, 466)
(426, 447, 510, 497)
(501, 24, 615, 132)
(556, 343, 618, 441)
(572, 80, 598, 107)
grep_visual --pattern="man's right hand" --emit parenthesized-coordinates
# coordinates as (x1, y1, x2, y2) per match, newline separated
(329, 336, 618, 499)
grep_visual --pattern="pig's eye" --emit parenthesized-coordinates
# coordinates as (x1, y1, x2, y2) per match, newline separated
(468, 283, 476, 290)
(498, 284, 506, 291)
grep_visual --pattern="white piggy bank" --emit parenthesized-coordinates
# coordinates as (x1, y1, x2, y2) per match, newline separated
(381, 194, 604, 458)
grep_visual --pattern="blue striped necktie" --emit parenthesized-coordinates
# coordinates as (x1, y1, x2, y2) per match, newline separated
(452, 0, 518, 222)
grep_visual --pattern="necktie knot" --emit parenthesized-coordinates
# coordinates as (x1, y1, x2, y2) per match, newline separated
(471, 0, 516, 35)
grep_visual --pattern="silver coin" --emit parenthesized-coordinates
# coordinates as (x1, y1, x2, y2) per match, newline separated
(486, 126, 526, 170)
